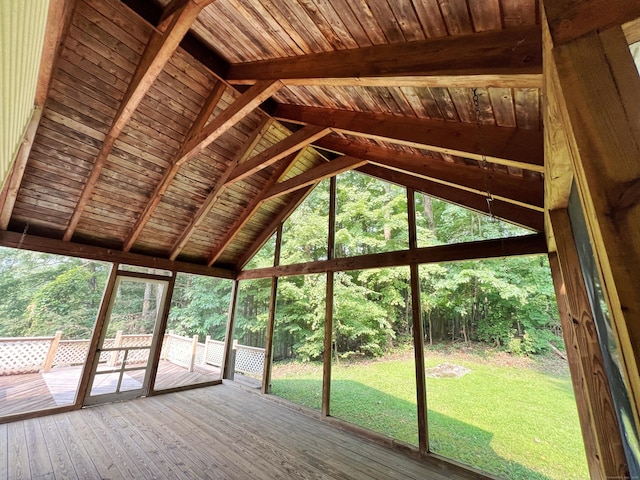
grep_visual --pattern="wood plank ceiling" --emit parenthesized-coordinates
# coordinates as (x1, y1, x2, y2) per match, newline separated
(0, 0, 543, 272)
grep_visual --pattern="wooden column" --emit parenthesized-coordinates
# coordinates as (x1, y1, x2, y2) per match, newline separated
(548, 252, 602, 479)
(322, 176, 337, 417)
(222, 279, 239, 380)
(42, 331, 62, 373)
(262, 224, 282, 394)
(545, 0, 640, 424)
(550, 209, 628, 478)
(407, 188, 428, 452)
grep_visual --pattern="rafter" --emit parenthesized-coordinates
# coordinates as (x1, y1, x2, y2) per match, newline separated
(63, 0, 215, 241)
(169, 117, 274, 260)
(275, 105, 543, 172)
(207, 152, 304, 266)
(122, 81, 227, 252)
(236, 186, 315, 271)
(227, 25, 541, 89)
(314, 136, 543, 210)
(359, 164, 544, 232)
(262, 156, 368, 202)
(225, 125, 331, 185)
(177, 80, 282, 166)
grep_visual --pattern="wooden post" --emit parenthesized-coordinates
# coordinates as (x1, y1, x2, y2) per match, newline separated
(222, 280, 239, 380)
(407, 188, 428, 453)
(262, 223, 282, 394)
(545, 0, 640, 425)
(109, 330, 123, 367)
(188, 335, 198, 372)
(322, 176, 337, 417)
(42, 331, 62, 373)
(550, 209, 628, 478)
(548, 252, 602, 479)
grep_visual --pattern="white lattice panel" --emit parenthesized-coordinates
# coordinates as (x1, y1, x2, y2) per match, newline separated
(205, 340, 224, 367)
(0, 339, 51, 375)
(53, 340, 90, 366)
(235, 346, 265, 374)
(119, 335, 153, 364)
(164, 335, 193, 368)
(195, 344, 205, 366)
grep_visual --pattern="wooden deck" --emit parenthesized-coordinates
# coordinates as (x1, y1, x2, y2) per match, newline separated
(0, 382, 480, 479)
(0, 361, 220, 418)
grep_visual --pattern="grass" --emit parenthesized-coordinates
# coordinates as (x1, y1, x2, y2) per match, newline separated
(271, 345, 588, 480)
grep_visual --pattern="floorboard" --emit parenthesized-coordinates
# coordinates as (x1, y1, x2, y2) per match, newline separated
(2, 382, 478, 479)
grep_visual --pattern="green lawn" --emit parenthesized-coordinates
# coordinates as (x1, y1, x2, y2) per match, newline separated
(271, 348, 588, 480)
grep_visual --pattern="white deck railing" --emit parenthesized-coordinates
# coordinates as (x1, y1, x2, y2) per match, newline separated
(0, 332, 264, 376)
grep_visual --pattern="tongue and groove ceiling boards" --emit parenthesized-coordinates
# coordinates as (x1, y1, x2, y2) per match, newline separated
(0, 0, 543, 272)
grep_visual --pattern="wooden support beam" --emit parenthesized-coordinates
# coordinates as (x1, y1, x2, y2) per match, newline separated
(0, 230, 234, 279)
(549, 209, 628, 479)
(0, 108, 43, 230)
(368, 155, 543, 211)
(314, 136, 543, 210)
(263, 156, 367, 202)
(236, 186, 314, 271)
(551, 21, 640, 420)
(275, 104, 543, 172)
(408, 188, 428, 453)
(123, 81, 227, 252)
(169, 117, 273, 260)
(262, 224, 282, 395)
(207, 153, 302, 266)
(227, 26, 541, 89)
(238, 233, 547, 280)
(64, 0, 214, 242)
(544, 0, 640, 46)
(322, 176, 337, 417)
(359, 164, 544, 232)
(177, 80, 282, 166)
(548, 252, 602, 479)
(225, 125, 330, 185)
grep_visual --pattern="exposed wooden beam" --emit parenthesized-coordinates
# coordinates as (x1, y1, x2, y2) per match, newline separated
(207, 152, 302, 266)
(169, 117, 274, 260)
(0, 109, 43, 230)
(359, 164, 545, 232)
(225, 125, 330, 185)
(238, 233, 547, 280)
(236, 186, 314, 270)
(177, 80, 282, 166)
(123, 81, 227, 252)
(544, 0, 640, 46)
(551, 22, 640, 422)
(275, 104, 543, 172)
(322, 176, 337, 417)
(263, 156, 368, 202)
(63, 0, 213, 242)
(227, 25, 541, 89)
(313, 136, 544, 209)
(0, 230, 234, 279)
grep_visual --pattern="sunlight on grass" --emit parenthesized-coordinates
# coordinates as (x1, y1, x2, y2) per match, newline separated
(271, 350, 588, 480)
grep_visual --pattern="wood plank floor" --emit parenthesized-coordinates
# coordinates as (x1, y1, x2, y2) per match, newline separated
(0, 361, 220, 418)
(1, 382, 479, 480)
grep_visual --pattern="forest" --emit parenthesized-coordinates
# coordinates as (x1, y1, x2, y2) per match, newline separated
(0, 171, 560, 359)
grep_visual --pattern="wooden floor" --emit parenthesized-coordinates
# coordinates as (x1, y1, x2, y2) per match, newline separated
(0, 361, 219, 418)
(0, 382, 479, 480)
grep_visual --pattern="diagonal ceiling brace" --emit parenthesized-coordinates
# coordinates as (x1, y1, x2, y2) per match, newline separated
(63, 0, 215, 242)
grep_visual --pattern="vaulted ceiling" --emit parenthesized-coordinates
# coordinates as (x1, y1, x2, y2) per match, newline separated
(0, 0, 543, 272)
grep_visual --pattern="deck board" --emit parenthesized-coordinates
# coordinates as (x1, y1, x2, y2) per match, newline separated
(3, 383, 475, 479)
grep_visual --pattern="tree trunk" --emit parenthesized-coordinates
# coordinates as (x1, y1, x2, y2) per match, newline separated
(422, 194, 435, 233)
